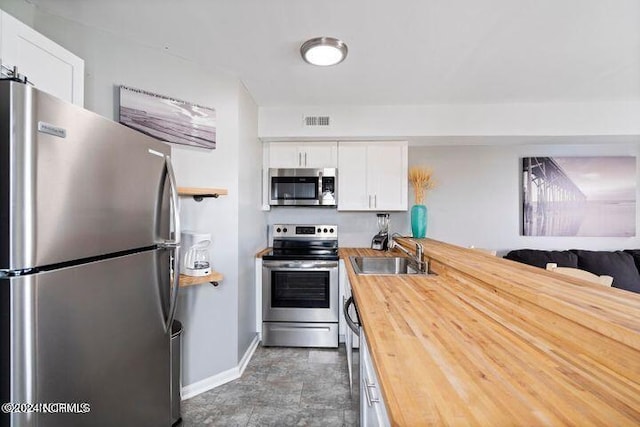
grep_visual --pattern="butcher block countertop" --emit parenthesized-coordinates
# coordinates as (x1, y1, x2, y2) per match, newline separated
(340, 239, 640, 426)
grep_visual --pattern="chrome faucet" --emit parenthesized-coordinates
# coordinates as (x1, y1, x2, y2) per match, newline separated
(389, 234, 427, 273)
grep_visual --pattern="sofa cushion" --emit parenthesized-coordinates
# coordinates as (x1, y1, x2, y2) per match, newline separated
(624, 250, 640, 275)
(570, 250, 640, 293)
(504, 249, 578, 269)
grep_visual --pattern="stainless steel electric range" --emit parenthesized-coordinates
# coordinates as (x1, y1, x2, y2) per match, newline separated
(262, 224, 339, 347)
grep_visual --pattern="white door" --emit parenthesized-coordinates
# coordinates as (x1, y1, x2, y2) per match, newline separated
(1, 11, 84, 106)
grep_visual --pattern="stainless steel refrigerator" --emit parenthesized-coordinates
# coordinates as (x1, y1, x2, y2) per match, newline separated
(0, 80, 181, 426)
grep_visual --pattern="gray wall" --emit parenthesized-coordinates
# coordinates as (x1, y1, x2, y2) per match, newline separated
(4, 1, 264, 387)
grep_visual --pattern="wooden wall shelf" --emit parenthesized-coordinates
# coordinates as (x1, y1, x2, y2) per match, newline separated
(179, 271, 224, 288)
(178, 187, 228, 202)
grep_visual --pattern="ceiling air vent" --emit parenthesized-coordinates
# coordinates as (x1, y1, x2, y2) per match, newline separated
(303, 115, 331, 127)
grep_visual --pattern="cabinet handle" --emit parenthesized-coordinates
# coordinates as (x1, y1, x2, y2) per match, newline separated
(374, 194, 377, 208)
(304, 152, 307, 167)
(298, 152, 302, 167)
(363, 379, 380, 406)
(368, 195, 372, 209)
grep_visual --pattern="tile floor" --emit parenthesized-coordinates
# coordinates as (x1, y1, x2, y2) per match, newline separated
(181, 344, 360, 426)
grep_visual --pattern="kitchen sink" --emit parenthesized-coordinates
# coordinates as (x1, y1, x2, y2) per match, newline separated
(350, 256, 425, 275)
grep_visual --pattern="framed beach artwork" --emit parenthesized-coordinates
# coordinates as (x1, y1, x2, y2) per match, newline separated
(119, 86, 216, 149)
(522, 156, 636, 237)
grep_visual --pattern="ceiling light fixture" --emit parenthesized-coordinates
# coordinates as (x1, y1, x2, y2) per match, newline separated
(300, 37, 348, 66)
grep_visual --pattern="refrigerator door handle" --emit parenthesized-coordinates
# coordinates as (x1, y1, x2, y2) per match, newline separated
(158, 155, 181, 250)
(165, 245, 180, 333)
(160, 155, 181, 333)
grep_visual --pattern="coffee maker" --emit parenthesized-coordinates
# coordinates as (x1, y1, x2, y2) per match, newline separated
(181, 231, 212, 277)
(371, 213, 390, 251)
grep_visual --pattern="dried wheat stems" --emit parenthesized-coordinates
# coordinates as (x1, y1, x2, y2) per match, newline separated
(408, 166, 435, 204)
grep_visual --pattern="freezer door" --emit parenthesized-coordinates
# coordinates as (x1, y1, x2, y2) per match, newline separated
(2, 249, 171, 427)
(0, 81, 171, 271)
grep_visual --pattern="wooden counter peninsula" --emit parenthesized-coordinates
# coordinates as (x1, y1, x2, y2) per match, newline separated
(340, 238, 640, 426)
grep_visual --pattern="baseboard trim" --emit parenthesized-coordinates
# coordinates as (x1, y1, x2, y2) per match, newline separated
(181, 334, 260, 400)
(238, 334, 260, 375)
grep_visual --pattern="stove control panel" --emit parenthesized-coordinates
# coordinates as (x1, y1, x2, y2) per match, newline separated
(272, 224, 338, 239)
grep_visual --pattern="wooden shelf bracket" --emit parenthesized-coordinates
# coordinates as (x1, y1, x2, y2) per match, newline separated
(192, 193, 220, 202)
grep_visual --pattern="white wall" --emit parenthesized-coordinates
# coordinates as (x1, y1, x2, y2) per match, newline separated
(259, 102, 640, 253)
(408, 142, 640, 254)
(259, 99, 640, 253)
(259, 102, 640, 141)
(9, 1, 264, 388)
(0, 0, 34, 25)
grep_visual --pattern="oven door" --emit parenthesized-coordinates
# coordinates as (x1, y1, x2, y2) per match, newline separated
(262, 260, 339, 322)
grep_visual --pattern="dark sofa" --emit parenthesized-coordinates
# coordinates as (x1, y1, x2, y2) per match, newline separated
(505, 249, 640, 293)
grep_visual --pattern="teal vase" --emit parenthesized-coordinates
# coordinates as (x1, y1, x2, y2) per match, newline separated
(411, 204, 427, 238)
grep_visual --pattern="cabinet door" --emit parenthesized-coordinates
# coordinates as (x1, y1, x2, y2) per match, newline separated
(360, 331, 391, 427)
(367, 142, 408, 211)
(337, 142, 369, 210)
(269, 141, 337, 168)
(268, 142, 301, 168)
(338, 141, 408, 211)
(360, 331, 369, 426)
(1, 11, 84, 106)
(302, 142, 337, 168)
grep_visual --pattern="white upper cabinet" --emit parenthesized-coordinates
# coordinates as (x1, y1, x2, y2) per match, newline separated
(338, 141, 408, 211)
(337, 143, 369, 210)
(0, 10, 84, 106)
(268, 141, 337, 169)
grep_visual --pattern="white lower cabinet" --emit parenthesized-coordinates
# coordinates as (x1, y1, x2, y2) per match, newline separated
(360, 331, 391, 427)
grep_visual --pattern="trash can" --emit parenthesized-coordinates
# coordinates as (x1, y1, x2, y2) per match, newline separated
(171, 320, 183, 426)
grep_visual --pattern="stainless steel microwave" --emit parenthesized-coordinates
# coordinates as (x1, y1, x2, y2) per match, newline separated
(269, 168, 337, 207)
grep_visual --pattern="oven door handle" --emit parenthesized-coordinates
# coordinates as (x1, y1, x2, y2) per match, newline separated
(262, 260, 339, 269)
